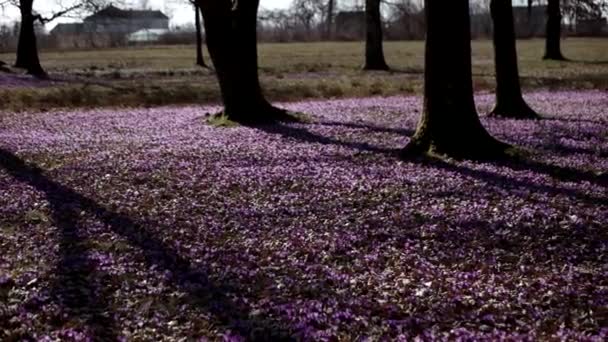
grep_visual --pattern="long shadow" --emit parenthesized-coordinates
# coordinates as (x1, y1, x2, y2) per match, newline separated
(0, 149, 294, 341)
(538, 142, 608, 158)
(250, 121, 607, 205)
(324, 119, 608, 187)
(492, 157, 608, 188)
(566, 59, 608, 65)
(316, 120, 414, 136)
(0, 152, 118, 339)
(420, 157, 608, 206)
(50, 201, 118, 340)
(250, 121, 402, 156)
(542, 116, 608, 125)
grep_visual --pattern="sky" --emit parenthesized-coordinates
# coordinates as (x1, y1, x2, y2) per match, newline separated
(0, 0, 291, 30)
(0, 0, 568, 31)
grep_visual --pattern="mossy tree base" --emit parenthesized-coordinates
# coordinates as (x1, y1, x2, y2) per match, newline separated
(211, 104, 304, 126)
(401, 131, 512, 161)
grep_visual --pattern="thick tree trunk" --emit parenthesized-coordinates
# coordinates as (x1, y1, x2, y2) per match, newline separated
(544, 0, 566, 60)
(15, 0, 47, 78)
(198, 0, 289, 123)
(401, 0, 509, 159)
(490, 0, 539, 119)
(363, 0, 389, 71)
(194, 3, 207, 67)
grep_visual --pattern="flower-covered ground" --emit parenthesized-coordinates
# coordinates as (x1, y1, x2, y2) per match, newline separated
(0, 90, 607, 341)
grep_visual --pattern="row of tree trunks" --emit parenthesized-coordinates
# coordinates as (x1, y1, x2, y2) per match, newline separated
(364, 0, 389, 70)
(490, 0, 539, 119)
(401, 0, 509, 159)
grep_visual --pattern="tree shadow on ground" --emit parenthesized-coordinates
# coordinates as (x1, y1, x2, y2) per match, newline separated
(542, 116, 607, 125)
(248, 121, 607, 205)
(491, 156, 608, 187)
(0, 151, 117, 340)
(0, 148, 294, 341)
(524, 121, 608, 158)
(316, 120, 414, 136)
(49, 203, 118, 340)
(249, 121, 406, 156)
(566, 59, 608, 65)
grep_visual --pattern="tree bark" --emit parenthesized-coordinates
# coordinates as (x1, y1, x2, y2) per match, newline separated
(401, 0, 509, 159)
(194, 2, 207, 67)
(544, 0, 566, 60)
(489, 0, 539, 119)
(15, 0, 47, 78)
(363, 0, 389, 71)
(198, 0, 289, 123)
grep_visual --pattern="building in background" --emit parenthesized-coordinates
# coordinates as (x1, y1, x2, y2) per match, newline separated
(512, 5, 547, 37)
(335, 11, 365, 40)
(49, 5, 169, 48)
(83, 5, 169, 33)
(575, 18, 607, 36)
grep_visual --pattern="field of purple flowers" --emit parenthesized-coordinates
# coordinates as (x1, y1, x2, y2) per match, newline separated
(0, 90, 607, 341)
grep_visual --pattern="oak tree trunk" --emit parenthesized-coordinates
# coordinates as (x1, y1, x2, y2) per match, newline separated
(490, 0, 539, 119)
(402, 0, 509, 159)
(194, 3, 207, 67)
(15, 0, 47, 78)
(363, 0, 389, 71)
(544, 0, 566, 60)
(198, 0, 288, 123)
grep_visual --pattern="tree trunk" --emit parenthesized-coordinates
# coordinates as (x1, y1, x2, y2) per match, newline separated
(194, 3, 207, 67)
(363, 0, 389, 70)
(326, 0, 334, 40)
(489, 0, 539, 119)
(401, 0, 509, 159)
(15, 0, 47, 78)
(198, 0, 289, 123)
(544, 0, 566, 60)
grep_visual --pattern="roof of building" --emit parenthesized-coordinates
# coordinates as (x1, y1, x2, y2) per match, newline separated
(50, 23, 84, 35)
(84, 5, 169, 21)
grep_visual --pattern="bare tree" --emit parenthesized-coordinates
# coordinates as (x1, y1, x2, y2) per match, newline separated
(6, 0, 109, 78)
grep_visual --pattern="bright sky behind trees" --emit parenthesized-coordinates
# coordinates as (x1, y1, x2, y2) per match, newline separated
(0, 0, 290, 29)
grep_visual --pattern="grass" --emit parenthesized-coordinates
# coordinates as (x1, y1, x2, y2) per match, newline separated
(0, 38, 607, 111)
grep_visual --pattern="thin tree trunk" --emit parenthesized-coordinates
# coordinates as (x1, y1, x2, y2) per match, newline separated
(194, 2, 206, 67)
(401, 0, 508, 159)
(326, 0, 334, 40)
(363, 0, 389, 70)
(15, 0, 47, 78)
(544, 0, 566, 60)
(198, 0, 291, 123)
(490, 0, 539, 119)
